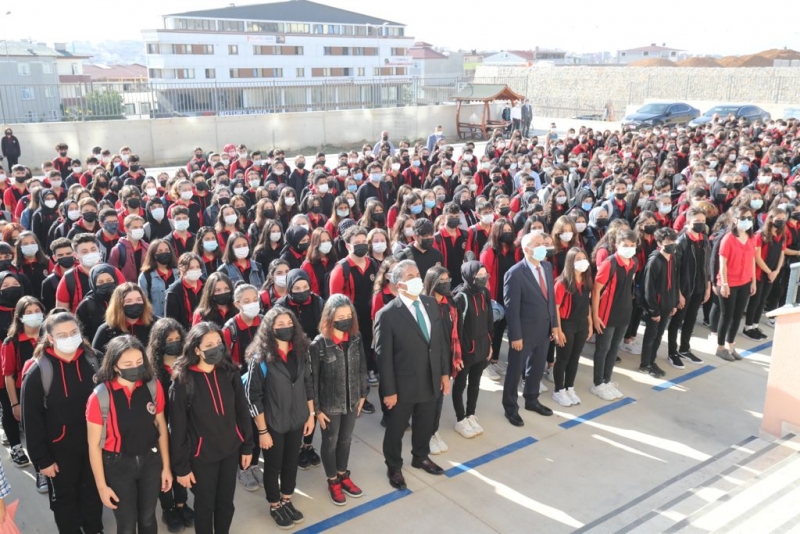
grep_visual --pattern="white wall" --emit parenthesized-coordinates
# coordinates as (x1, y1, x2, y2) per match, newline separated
(5, 104, 484, 170)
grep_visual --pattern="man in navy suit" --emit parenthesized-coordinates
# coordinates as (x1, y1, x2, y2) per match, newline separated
(502, 232, 561, 426)
(426, 125, 445, 153)
(375, 259, 451, 489)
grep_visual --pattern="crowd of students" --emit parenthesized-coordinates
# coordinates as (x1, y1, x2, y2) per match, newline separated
(0, 114, 796, 532)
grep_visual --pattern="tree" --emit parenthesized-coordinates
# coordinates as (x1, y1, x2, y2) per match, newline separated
(86, 89, 124, 119)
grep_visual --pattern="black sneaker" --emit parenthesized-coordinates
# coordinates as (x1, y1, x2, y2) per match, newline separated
(678, 350, 704, 364)
(616, 356, 622, 363)
(638, 365, 651, 374)
(380, 417, 387, 428)
(298, 448, 311, 470)
(702, 319, 711, 328)
(742, 327, 761, 341)
(162, 507, 184, 533)
(177, 505, 194, 527)
(668, 354, 685, 369)
(281, 500, 304, 524)
(753, 327, 768, 340)
(650, 362, 667, 377)
(270, 504, 294, 530)
(303, 446, 321, 467)
(36, 472, 49, 494)
(361, 400, 375, 414)
(10, 446, 30, 468)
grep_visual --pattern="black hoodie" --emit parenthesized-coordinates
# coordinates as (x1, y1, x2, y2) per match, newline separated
(144, 198, 173, 241)
(75, 263, 117, 341)
(275, 268, 323, 338)
(31, 188, 59, 249)
(279, 226, 309, 270)
(453, 261, 493, 367)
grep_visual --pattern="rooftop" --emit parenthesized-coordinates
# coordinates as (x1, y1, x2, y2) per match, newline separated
(0, 41, 59, 57)
(168, 0, 403, 26)
(83, 63, 148, 80)
(409, 43, 447, 60)
(621, 43, 685, 52)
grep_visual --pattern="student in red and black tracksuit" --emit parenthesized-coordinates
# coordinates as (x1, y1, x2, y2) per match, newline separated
(622, 213, 659, 352)
(21, 312, 104, 534)
(466, 203, 494, 257)
(1, 296, 43, 468)
(165, 253, 205, 331)
(55, 234, 125, 312)
(591, 229, 638, 400)
(743, 208, 786, 339)
(146, 318, 194, 532)
(434, 203, 468, 287)
(639, 228, 680, 377)
(86, 336, 171, 534)
(553, 249, 593, 405)
(479, 219, 517, 370)
(169, 322, 253, 534)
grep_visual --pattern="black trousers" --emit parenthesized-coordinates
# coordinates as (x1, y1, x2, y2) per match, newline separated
(263, 427, 303, 503)
(249, 419, 262, 466)
(641, 315, 669, 367)
(452, 359, 486, 421)
(320, 412, 357, 479)
(383, 397, 437, 469)
(490, 318, 507, 362)
(593, 324, 626, 386)
(48, 450, 103, 534)
(745, 279, 771, 326)
(191, 451, 239, 534)
(103, 449, 162, 534)
(303, 423, 316, 446)
(554, 327, 589, 391)
(158, 475, 188, 512)
(625, 300, 644, 339)
(0, 387, 20, 447)
(709, 292, 721, 333)
(668, 291, 705, 355)
(718, 283, 750, 345)
(522, 119, 532, 137)
(502, 334, 548, 415)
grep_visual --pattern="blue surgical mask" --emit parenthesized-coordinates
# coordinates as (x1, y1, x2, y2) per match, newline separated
(582, 202, 593, 212)
(410, 204, 423, 215)
(424, 199, 436, 209)
(531, 245, 548, 262)
(347, 184, 357, 192)
(739, 164, 749, 173)
(354, 173, 363, 181)
(750, 199, 764, 210)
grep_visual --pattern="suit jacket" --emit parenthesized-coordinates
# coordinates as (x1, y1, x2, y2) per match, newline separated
(521, 104, 533, 122)
(503, 260, 558, 344)
(426, 133, 444, 153)
(374, 294, 449, 404)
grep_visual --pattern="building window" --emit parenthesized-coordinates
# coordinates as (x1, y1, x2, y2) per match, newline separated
(141, 102, 152, 115)
(123, 103, 136, 115)
(621, 51, 626, 56)
(42, 62, 54, 74)
(373, 67, 405, 76)
(313, 24, 324, 34)
(354, 26, 367, 36)
(205, 68, 216, 79)
(643, 51, 649, 56)
(47, 110, 59, 121)
(229, 68, 282, 78)
(670, 51, 676, 56)
(296, 67, 304, 78)
(44, 87, 55, 98)
(247, 21, 284, 33)
(228, 45, 238, 55)
(218, 20, 244, 32)
(326, 24, 340, 35)
(177, 69, 195, 79)
(17, 63, 30, 76)
(25, 111, 36, 122)
(147, 43, 158, 54)
(391, 48, 407, 56)
(149, 68, 162, 78)
(357, 67, 365, 76)
(285, 23, 309, 34)
(20, 87, 34, 100)
(311, 67, 354, 77)
(253, 45, 303, 55)
(176, 18, 216, 31)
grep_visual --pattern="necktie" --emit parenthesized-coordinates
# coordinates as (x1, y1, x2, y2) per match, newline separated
(537, 266, 548, 301)
(412, 300, 430, 342)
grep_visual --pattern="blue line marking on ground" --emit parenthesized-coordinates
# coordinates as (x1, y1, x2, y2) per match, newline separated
(295, 488, 413, 533)
(444, 436, 538, 478)
(652, 365, 715, 391)
(559, 397, 637, 429)
(739, 341, 773, 358)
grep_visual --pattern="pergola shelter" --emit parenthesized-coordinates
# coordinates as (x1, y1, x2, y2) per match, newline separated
(452, 84, 524, 140)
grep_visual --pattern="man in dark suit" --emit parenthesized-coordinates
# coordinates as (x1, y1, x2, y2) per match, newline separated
(502, 232, 560, 426)
(375, 259, 451, 489)
(521, 99, 533, 137)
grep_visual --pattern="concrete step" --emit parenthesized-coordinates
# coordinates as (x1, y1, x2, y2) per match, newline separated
(719, 477, 800, 534)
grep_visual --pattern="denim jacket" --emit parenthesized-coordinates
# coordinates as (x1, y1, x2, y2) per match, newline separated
(138, 268, 179, 317)
(309, 333, 368, 415)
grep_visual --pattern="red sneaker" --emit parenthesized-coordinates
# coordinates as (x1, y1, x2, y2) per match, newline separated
(328, 478, 347, 506)
(338, 471, 363, 498)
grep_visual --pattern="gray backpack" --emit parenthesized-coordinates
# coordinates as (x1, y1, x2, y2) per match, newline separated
(33, 352, 100, 409)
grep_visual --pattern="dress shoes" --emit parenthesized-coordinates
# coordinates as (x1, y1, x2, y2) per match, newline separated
(524, 400, 553, 416)
(387, 467, 407, 490)
(505, 412, 524, 427)
(411, 457, 444, 475)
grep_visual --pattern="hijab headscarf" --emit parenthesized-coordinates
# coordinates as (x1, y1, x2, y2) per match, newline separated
(282, 225, 309, 255)
(87, 263, 117, 302)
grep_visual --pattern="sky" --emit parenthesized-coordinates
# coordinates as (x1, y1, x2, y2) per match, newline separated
(2, 0, 799, 57)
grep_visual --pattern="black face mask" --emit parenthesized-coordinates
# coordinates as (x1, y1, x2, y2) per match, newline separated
(446, 218, 460, 229)
(263, 209, 276, 219)
(123, 303, 144, 320)
(435, 280, 451, 295)
(212, 292, 232, 306)
(499, 207, 511, 216)
(545, 248, 555, 258)
(117, 364, 146, 383)
(460, 201, 473, 212)
(155, 252, 172, 265)
(499, 231, 515, 244)
(792, 212, 800, 222)
(370, 212, 384, 223)
(201, 344, 226, 365)
(274, 326, 295, 342)
(715, 193, 728, 204)
(691, 222, 706, 234)
(59, 151, 68, 157)
(419, 237, 434, 250)
(83, 212, 98, 223)
(130, 165, 141, 173)
(0, 260, 12, 272)
(14, 175, 26, 184)
(613, 167, 623, 174)
(296, 241, 310, 253)
(553, 176, 564, 185)
(382, 135, 389, 141)
(596, 218, 610, 228)
(643, 224, 658, 235)
(217, 196, 230, 206)
(127, 198, 141, 209)
(473, 276, 488, 289)
(310, 205, 322, 214)
(164, 341, 182, 356)
(57, 256, 75, 269)
(296, 162, 306, 169)
(290, 289, 310, 303)
(235, 206, 247, 216)
(0, 287, 22, 306)
(95, 282, 116, 299)
(333, 318, 353, 332)
(614, 192, 627, 201)
(194, 153, 204, 160)
(195, 182, 208, 192)
(774, 219, 787, 230)
(732, 182, 744, 190)
(351, 243, 369, 257)
(663, 243, 677, 254)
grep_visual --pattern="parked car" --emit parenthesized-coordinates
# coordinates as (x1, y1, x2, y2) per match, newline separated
(688, 105, 771, 127)
(622, 102, 700, 129)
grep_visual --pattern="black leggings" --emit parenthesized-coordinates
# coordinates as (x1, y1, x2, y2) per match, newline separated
(745, 279, 772, 327)
(452, 359, 487, 421)
(263, 427, 303, 504)
(668, 291, 705, 355)
(625, 300, 643, 339)
(554, 327, 589, 391)
(718, 283, 750, 345)
(0, 387, 20, 448)
(491, 318, 507, 362)
(158, 472, 188, 511)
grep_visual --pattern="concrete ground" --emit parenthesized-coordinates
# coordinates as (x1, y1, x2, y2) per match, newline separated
(4, 320, 773, 533)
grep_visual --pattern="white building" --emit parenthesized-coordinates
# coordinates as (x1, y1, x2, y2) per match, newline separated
(0, 41, 62, 123)
(616, 44, 685, 64)
(142, 0, 413, 84)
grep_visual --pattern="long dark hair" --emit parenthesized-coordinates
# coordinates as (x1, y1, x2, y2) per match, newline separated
(195, 272, 233, 325)
(33, 312, 94, 360)
(172, 322, 236, 384)
(557, 247, 593, 294)
(246, 306, 310, 364)
(7, 296, 44, 339)
(147, 317, 185, 381)
(95, 335, 153, 383)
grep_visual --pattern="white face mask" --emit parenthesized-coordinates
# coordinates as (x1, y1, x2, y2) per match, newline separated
(55, 333, 83, 354)
(151, 207, 165, 221)
(80, 251, 102, 268)
(319, 241, 333, 254)
(68, 209, 81, 221)
(404, 227, 415, 237)
(146, 187, 158, 197)
(180, 191, 193, 201)
(241, 302, 261, 319)
(481, 214, 494, 225)
(21, 244, 39, 256)
(317, 184, 329, 194)
(574, 259, 590, 273)
(129, 228, 145, 241)
(234, 187, 244, 195)
(347, 198, 356, 207)
(185, 269, 203, 281)
(270, 231, 282, 242)
(249, 179, 260, 188)
(233, 246, 249, 259)
(372, 241, 387, 254)
(50, 180, 62, 188)
(560, 232, 573, 242)
(174, 220, 190, 232)
(21, 313, 44, 328)
(224, 214, 238, 226)
(618, 246, 636, 259)
(72, 167, 82, 174)
(575, 222, 587, 233)
(402, 277, 424, 297)
(275, 274, 287, 287)
(285, 197, 296, 206)
(391, 163, 401, 171)
(44, 199, 57, 209)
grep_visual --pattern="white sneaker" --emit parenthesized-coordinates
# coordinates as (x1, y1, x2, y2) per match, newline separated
(429, 436, 442, 455)
(619, 340, 642, 354)
(552, 389, 573, 407)
(539, 381, 548, 393)
(483, 364, 502, 381)
(466, 415, 484, 435)
(591, 383, 617, 401)
(606, 382, 623, 399)
(433, 432, 448, 453)
(491, 362, 506, 376)
(454, 419, 477, 438)
(566, 387, 581, 405)
(543, 368, 555, 383)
